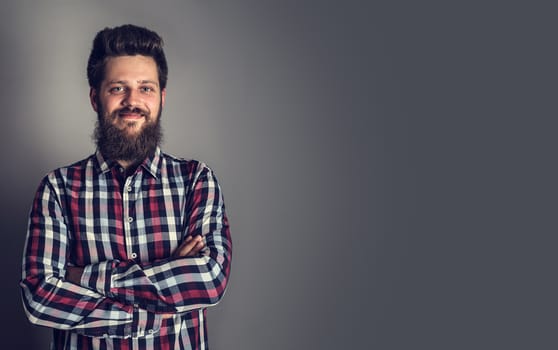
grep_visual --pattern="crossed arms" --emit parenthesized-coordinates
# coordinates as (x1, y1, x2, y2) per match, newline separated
(20, 163, 232, 336)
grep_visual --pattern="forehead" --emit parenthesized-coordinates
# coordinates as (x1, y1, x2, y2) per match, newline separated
(103, 55, 159, 83)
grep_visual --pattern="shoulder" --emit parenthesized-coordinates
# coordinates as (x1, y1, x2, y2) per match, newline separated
(159, 152, 220, 184)
(41, 154, 95, 185)
(160, 152, 213, 174)
(31, 155, 95, 198)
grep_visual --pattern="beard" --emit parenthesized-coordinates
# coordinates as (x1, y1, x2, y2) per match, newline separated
(94, 106, 163, 164)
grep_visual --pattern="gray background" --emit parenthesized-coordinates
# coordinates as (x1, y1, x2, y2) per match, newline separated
(1, 1, 555, 349)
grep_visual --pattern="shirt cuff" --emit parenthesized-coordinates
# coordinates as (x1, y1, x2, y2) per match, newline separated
(80, 260, 117, 296)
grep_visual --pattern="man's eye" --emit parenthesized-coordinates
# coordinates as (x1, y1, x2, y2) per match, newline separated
(141, 87, 154, 93)
(109, 86, 125, 94)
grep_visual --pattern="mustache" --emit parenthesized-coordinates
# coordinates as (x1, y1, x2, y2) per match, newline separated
(115, 106, 149, 117)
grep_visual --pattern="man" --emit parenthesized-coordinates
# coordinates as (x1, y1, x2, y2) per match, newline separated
(20, 24, 232, 349)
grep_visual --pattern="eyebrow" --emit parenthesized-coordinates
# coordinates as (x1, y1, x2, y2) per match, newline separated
(107, 80, 159, 86)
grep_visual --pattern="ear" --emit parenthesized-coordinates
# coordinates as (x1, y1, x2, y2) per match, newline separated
(161, 88, 166, 108)
(89, 88, 98, 112)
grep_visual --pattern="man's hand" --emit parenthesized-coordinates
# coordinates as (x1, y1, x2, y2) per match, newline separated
(172, 235, 205, 258)
(65, 266, 84, 285)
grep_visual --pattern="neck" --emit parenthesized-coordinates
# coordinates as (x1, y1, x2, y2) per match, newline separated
(117, 159, 140, 170)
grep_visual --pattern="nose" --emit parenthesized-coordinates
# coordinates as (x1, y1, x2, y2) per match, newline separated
(123, 89, 141, 108)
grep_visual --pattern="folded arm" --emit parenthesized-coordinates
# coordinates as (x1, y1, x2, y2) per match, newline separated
(76, 166, 232, 312)
(20, 165, 232, 334)
(20, 178, 131, 336)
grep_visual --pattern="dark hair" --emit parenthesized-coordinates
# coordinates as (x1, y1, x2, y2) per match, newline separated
(87, 24, 168, 90)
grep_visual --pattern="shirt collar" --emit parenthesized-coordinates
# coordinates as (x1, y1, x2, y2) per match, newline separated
(94, 147, 162, 179)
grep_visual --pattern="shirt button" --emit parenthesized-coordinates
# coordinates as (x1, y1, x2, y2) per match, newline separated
(126, 186, 132, 192)
(131, 252, 137, 259)
(128, 217, 134, 223)
(148, 329, 154, 334)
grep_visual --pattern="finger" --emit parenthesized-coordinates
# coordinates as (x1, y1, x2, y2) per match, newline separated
(180, 237, 205, 257)
(187, 237, 205, 255)
(185, 240, 205, 257)
(178, 235, 196, 251)
(174, 235, 202, 257)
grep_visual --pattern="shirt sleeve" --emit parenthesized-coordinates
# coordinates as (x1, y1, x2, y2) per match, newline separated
(20, 176, 134, 337)
(79, 164, 233, 314)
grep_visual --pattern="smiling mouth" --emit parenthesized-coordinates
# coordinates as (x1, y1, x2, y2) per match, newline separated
(118, 109, 147, 120)
(120, 113, 144, 120)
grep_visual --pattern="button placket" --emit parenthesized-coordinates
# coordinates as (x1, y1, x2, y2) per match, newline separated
(123, 177, 135, 260)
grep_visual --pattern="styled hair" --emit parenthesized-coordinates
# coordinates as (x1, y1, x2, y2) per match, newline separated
(86, 24, 168, 90)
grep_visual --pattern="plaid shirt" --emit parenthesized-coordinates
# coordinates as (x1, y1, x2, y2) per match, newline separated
(20, 148, 232, 349)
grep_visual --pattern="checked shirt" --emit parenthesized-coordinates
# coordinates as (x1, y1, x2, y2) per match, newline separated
(20, 147, 232, 349)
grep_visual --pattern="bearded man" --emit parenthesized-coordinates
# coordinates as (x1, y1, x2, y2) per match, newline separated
(20, 24, 232, 350)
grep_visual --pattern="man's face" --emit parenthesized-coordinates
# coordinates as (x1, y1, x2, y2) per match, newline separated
(91, 55, 166, 135)
(91, 55, 166, 163)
